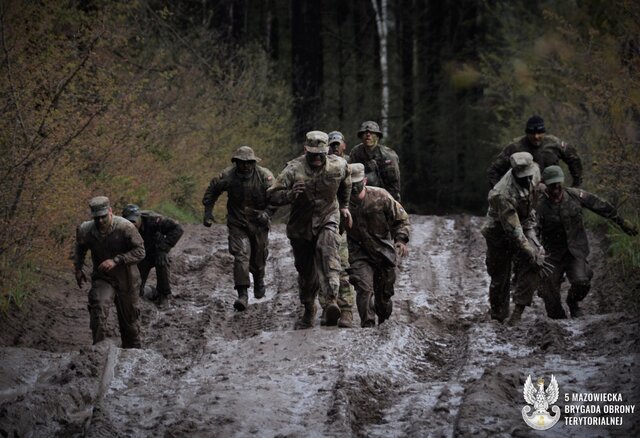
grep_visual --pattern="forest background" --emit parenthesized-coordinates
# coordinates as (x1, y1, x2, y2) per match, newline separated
(1, 0, 639, 310)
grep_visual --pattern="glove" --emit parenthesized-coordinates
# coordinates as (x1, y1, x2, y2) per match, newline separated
(155, 252, 169, 267)
(203, 211, 214, 227)
(530, 250, 554, 278)
(75, 269, 87, 288)
(288, 180, 306, 201)
(619, 219, 638, 236)
(395, 241, 409, 257)
(255, 210, 270, 226)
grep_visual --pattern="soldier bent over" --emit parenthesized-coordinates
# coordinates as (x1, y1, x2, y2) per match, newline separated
(73, 196, 145, 348)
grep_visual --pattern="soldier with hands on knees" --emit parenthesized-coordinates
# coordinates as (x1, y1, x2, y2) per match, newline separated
(73, 196, 145, 348)
(122, 204, 183, 308)
(202, 146, 276, 311)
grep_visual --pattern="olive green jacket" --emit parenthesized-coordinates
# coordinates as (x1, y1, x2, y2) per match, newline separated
(348, 143, 401, 201)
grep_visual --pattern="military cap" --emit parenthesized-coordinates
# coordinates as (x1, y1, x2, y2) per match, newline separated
(510, 152, 537, 178)
(328, 131, 345, 145)
(304, 130, 329, 153)
(525, 115, 545, 134)
(89, 196, 110, 217)
(542, 165, 565, 185)
(122, 204, 142, 222)
(357, 120, 383, 138)
(232, 145, 261, 162)
(350, 163, 365, 183)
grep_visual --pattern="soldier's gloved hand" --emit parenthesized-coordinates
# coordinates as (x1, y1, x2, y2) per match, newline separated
(395, 241, 409, 257)
(255, 210, 270, 226)
(365, 159, 378, 173)
(156, 252, 169, 267)
(203, 212, 214, 227)
(75, 269, 87, 288)
(289, 180, 306, 200)
(155, 232, 172, 252)
(619, 219, 639, 236)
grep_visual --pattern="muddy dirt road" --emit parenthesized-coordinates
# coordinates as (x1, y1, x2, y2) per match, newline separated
(1, 216, 638, 437)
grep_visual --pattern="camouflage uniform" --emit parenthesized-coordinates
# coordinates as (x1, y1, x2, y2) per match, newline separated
(134, 211, 183, 299)
(74, 213, 145, 348)
(487, 134, 583, 188)
(481, 164, 543, 322)
(347, 186, 410, 327)
(349, 144, 401, 201)
(317, 230, 355, 313)
(267, 153, 351, 314)
(202, 162, 275, 295)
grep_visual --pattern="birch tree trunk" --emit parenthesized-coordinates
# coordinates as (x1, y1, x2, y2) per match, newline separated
(371, 0, 389, 138)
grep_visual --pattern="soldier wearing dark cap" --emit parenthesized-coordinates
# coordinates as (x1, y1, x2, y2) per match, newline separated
(346, 163, 410, 327)
(122, 204, 184, 307)
(487, 115, 583, 189)
(537, 165, 638, 318)
(482, 152, 551, 325)
(348, 121, 402, 201)
(73, 196, 145, 348)
(202, 146, 276, 311)
(267, 131, 352, 329)
(328, 131, 349, 161)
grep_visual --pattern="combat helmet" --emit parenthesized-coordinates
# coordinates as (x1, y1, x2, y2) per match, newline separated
(232, 146, 261, 162)
(357, 121, 383, 139)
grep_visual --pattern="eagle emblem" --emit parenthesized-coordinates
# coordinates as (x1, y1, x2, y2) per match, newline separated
(522, 374, 561, 430)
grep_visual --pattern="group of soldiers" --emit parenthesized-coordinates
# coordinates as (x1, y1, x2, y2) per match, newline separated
(73, 121, 410, 348)
(482, 115, 638, 325)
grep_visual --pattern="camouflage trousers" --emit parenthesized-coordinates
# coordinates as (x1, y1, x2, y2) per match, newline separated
(88, 278, 141, 348)
(228, 224, 268, 290)
(290, 227, 341, 307)
(484, 237, 540, 322)
(348, 258, 396, 327)
(317, 231, 355, 311)
(138, 255, 171, 297)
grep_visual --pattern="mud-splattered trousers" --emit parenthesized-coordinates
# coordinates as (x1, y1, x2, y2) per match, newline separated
(347, 187, 410, 326)
(537, 188, 626, 317)
(318, 229, 355, 311)
(74, 216, 145, 348)
(267, 154, 352, 307)
(228, 223, 269, 289)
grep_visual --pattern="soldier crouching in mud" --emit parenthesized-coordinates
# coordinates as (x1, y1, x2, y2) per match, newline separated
(73, 196, 145, 348)
(345, 163, 410, 327)
(267, 131, 352, 329)
(202, 146, 276, 311)
(121, 204, 183, 308)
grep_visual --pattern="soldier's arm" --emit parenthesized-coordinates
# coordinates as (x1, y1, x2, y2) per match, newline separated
(337, 162, 352, 209)
(114, 223, 146, 266)
(388, 198, 410, 243)
(381, 151, 401, 201)
(491, 195, 534, 256)
(487, 148, 512, 188)
(267, 166, 296, 206)
(159, 217, 184, 250)
(558, 141, 583, 187)
(202, 174, 227, 212)
(571, 188, 627, 225)
(261, 169, 279, 217)
(73, 225, 89, 271)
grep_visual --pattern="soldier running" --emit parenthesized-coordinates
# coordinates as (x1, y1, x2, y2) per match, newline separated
(202, 146, 276, 311)
(73, 196, 145, 348)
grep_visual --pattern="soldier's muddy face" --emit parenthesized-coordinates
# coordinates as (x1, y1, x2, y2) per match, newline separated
(526, 132, 545, 147)
(351, 181, 365, 196)
(306, 152, 326, 168)
(361, 131, 378, 148)
(94, 212, 113, 233)
(548, 182, 563, 201)
(515, 175, 533, 189)
(236, 160, 256, 174)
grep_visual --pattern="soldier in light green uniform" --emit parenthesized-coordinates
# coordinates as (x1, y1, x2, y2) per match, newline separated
(202, 146, 276, 311)
(537, 166, 638, 318)
(267, 131, 352, 329)
(74, 196, 146, 348)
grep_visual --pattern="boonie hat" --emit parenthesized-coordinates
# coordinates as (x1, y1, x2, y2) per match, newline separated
(357, 121, 383, 138)
(510, 152, 537, 178)
(542, 165, 565, 185)
(232, 145, 261, 162)
(122, 204, 142, 222)
(89, 196, 110, 217)
(350, 163, 365, 183)
(328, 131, 345, 145)
(304, 131, 329, 153)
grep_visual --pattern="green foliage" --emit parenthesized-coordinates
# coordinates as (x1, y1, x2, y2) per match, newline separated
(153, 200, 200, 225)
(0, 255, 35, 313)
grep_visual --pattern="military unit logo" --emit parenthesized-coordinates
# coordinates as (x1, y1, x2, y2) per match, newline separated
(522, 374, 561, 430)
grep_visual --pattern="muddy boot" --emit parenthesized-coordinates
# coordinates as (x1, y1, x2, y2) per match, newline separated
(233, 287, 249, 311)
(324, 300, 341, 327)
(254, 283, 266, 299)
(507, 304, 525, 326)
(567, 299, 582, 318)
(337, 310, 353, 328)
(361, 319, 375, 328)
(297, 303, 317, 329)
(156, 293, 169, 309)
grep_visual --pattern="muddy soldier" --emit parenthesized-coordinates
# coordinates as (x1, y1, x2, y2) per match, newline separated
(481, 152, 552, 325)
(348, 121, 401, 201)
(202, 146, 275, 311)
(537, 166, 639, 318)
(73, 196, 145, 348)
(328, 130, 349, 161)
(122, 204, 184, 307)
(267, 131, 352, 328)
(487, 115, 583, 189)
(346, 163, 410, 327)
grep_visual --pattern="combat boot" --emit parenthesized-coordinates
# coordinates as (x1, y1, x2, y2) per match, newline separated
(507, 304, 525, 326)
(254, 283, 266, 299)
(567, 299, 582, 318)
(233, 287, 249, 311)
(324, 300, 341, 327)
(337, 310, 353, 328)
(297, 303, 317, 329)
(156, 293, 169, 309)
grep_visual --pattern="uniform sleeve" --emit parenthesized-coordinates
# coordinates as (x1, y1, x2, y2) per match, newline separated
(337, 161, 352, 209)
(267, 165, 295, 206)
(383, 151, 402, 202)
(159, 217, 184, 250)
(572, 189, 621, 222)
(487, 147, 512, 188)
(261, 169, 278, 217)
(490, 194, 534, 256)
(116, 223, 146, 265)
(202, 173, 228, 210)
(73, 225, 89, 271)
(387, 198, 410, 243)
(557, 141, 583, 187)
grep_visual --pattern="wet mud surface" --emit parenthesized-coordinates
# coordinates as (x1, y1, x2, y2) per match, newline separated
(1, 216, 638, 436)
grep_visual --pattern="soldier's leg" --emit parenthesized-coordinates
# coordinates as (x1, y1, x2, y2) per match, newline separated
(566, 256, 594, 317)
(137, 258, 154, 298)
(228, 226, 251, 310)
(155, 257, 172, 297)
(291, 238, 320, 328)
(336, 231, 355, 311)
(537, 258, 567, 319)
(485, 240, 513, 322)
(374, 265, 396, 324)
(509, 253, 542, 325)
(88, 279, 115, 344)
(114, 285, 141, 349)
(316, 227, 342, 325)
(348, 259, 376, 327)
(249, 227, 269, 299)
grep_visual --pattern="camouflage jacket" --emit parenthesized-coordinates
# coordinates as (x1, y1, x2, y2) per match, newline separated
(347, 186, 410, 267)
(482, 169, 540, 256)
(487, 134, 583, 188)
(268, 155, 351, 241)
(74, 216, 145, 290)
(348, 143, 401, 201)
(202, 165, 275, 229)
(537, 187, 623, 259)
(137, 211, 184, 257)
